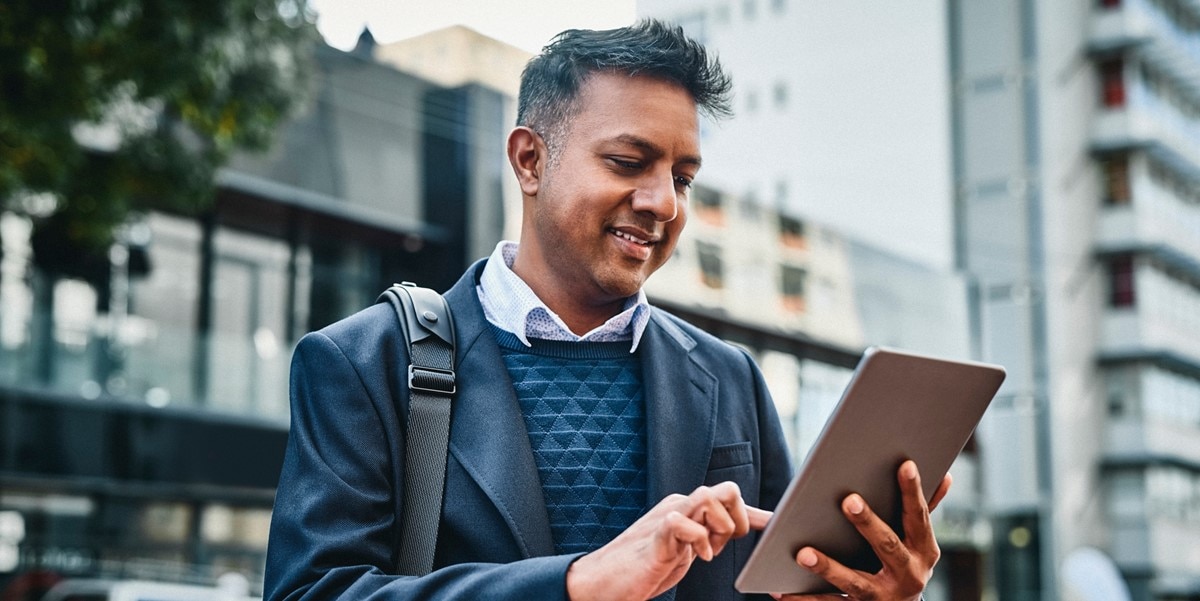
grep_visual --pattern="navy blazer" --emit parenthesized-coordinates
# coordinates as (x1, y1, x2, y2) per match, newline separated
(265, 261, 794, 601)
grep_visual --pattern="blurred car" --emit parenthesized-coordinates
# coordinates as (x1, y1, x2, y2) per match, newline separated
(38, 579, 260, 601)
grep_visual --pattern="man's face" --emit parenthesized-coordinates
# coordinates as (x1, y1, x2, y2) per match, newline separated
(522, 72, 701, 307)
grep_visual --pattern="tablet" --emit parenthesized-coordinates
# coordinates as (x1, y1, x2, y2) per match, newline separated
(735, 347, 1005, 594)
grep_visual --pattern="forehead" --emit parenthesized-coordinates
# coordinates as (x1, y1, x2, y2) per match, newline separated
(565, 72, 701, 155)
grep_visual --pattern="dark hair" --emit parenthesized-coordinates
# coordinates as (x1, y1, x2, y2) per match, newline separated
(517, 19, 732, 155)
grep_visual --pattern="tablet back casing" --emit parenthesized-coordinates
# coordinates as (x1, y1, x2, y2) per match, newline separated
(735, 347, 1005, 594)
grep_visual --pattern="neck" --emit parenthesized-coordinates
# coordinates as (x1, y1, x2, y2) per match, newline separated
(509, 253, 626, 336)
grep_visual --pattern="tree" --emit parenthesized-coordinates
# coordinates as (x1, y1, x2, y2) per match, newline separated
(0, 0, 319, 273)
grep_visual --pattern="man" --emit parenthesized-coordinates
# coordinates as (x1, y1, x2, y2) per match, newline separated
(265, 20, 948, 601)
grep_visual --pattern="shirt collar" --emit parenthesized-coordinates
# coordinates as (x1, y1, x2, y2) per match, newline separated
(476, 241, 651, 352)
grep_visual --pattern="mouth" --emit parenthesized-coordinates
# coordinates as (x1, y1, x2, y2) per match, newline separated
(608, 228, 656, 246)
(608, 227, 659, 261)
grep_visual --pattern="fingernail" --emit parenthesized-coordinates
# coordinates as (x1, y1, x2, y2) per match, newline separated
(799, 548, 818, 567)
(904, 462, 918, 480)
(847, 495, 864, 515)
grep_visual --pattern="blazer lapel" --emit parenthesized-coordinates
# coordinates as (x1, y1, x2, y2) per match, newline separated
(442, 264, 556, 558)
(641, 311, 720, 504)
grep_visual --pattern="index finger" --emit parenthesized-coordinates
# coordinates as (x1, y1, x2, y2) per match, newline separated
(747, 506, 772, 530)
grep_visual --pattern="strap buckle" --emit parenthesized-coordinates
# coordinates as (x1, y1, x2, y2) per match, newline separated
(408, 365, 456, 395)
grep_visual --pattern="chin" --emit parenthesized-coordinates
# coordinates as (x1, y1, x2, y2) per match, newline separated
(597, 273, 647, 300)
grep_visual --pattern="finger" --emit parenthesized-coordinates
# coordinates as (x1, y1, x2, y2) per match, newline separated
(713, 482, 751, 539)
(663, 510, 714, 562)
(842, 493, 915, 574)
(794, 547, 876, 600)
(747, 506, 773, 530)
(928, 473, 953, 513)
(898, 461, 936, 555)
(706, 481, 751, 539)
(688, 485, 739, 555)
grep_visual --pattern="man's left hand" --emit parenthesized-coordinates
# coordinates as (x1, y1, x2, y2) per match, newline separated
(759, 460, 952, 601)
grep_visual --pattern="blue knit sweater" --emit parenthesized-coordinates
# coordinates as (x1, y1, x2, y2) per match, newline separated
(491, 326, 649, 555)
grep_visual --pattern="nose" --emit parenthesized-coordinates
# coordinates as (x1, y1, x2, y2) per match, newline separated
(631, 170, 679, 222)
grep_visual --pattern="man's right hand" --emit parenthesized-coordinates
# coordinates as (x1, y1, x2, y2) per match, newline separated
(566, 481, 760, 601)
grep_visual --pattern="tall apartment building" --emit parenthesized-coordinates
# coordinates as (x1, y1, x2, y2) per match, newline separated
(950, 1, 1200, 600)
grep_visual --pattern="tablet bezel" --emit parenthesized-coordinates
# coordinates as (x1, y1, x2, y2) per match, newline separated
(735, 346, 1005, 594)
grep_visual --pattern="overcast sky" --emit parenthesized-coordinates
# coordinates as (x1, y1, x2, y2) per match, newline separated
(310, 0, 637, 53)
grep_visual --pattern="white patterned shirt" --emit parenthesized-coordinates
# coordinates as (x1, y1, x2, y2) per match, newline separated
(476, 241, 651, 352)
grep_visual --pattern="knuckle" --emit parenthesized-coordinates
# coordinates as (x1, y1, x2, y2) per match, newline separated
(880, 533, 904, 556)
(715, 480, 742, 499)
(843, 581, 876, 601)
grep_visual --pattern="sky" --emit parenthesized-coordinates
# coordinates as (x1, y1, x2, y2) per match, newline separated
(310, 0, 638, 54)
(309, 1, 953, 269)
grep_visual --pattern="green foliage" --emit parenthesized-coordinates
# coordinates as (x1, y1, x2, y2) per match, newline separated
(0, 0, 318, 259)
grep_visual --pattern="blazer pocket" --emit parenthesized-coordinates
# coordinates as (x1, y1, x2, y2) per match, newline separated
(707, 441, 753, 471)
(704, 441, 754, 487)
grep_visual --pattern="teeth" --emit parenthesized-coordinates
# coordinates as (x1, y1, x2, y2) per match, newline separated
(612, 230, 650, 245)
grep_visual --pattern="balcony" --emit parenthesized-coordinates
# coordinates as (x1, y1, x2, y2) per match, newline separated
(1107, 418, 1200, 466)
(1097, 193, 1200, 267)
(1091, 0, 1200, 98)
(1091, 83, 1200, 181)
(1111, 519, 1200, 581)
(1101, 297, 1200, 370)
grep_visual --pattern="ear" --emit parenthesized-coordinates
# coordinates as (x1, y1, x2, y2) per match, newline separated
(507, 126, 545, 197)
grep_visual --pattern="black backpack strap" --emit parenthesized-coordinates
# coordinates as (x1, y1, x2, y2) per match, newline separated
(377, 282, 456, 577)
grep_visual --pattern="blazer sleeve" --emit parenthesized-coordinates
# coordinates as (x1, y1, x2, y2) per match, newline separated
(264, 331, 580, 601)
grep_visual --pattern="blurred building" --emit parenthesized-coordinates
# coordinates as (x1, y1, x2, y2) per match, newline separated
(645, 183, 984, 601)
(0, 36, 508, 597)
(640, 0, 1200, 598)
(950, 1, 1200, 600)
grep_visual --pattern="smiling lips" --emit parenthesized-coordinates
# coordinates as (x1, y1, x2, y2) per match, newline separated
(610, 228, 654, 246)
(608, 227, 659, 261)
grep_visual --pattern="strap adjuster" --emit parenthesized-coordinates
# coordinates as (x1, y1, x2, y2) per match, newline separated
(409, 365, 456, 395)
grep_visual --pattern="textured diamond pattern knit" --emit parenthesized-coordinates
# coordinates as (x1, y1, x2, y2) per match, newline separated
(491, 326, 649, 555)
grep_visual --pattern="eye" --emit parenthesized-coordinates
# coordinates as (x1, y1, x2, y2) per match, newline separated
(609, 157, 642, 171)
(674, 175, 694, 190)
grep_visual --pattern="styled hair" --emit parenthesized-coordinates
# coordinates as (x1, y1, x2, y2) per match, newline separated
(516, 19, 732, 156)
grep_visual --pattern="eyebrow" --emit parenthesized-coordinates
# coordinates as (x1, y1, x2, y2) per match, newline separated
(611, 133, 703, 168)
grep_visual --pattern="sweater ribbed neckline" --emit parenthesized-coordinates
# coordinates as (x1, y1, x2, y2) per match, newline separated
(488, 324, 636, 360)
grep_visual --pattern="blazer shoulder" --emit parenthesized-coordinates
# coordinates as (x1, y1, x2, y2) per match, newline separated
(300, 302, 402, 366)
(648, 306, 754, 368)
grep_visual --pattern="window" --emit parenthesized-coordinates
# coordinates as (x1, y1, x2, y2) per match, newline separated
(1108, 254, 1136, 307)
(743, 0, 757, 20)
(1099, 58, 1125, 108)
(780, 265, 806, 312)
(1102, 156, 1131, 205)
(779, 214, 806, 249)
(694, 186, 725, 225)
(772, 0, 788, 14)
(696, 241, 724, 289)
